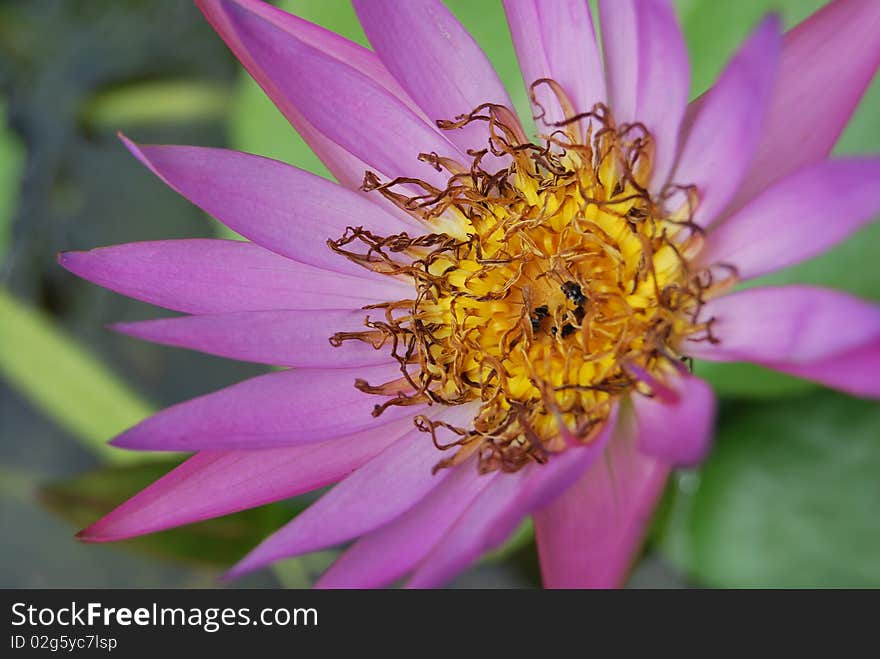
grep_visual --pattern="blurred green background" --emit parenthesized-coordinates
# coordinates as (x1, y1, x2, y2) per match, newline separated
(0, 0, 877, 588)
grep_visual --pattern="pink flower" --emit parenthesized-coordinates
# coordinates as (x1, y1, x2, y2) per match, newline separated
(60, 0, 880, 588)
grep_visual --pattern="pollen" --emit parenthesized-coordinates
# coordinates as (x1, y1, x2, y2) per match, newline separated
(330, 82, 730, 473)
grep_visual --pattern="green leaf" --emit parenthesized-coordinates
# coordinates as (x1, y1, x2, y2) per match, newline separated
(80, 80, 232, 130)
(742, 222, 880, 301)
(0, 288, 154, 463)
(483, 518, 534, 562)
(693, 360, 816, 399)
(674, 0, 827, 98)
(659, 391, 880, 587)
(0, 99, 24, 260)
(40, 461, 307, 569)
(272, 552, 339, 589)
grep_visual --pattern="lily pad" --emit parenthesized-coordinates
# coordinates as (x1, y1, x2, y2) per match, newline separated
(41, 460, 309, 569)
(659, 391, 880, 587)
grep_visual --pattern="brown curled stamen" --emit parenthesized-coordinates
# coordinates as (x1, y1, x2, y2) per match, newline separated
(328, 87, 733, 474)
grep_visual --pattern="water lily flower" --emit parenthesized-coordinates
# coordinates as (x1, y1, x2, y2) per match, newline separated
(60, 0, 880, 588)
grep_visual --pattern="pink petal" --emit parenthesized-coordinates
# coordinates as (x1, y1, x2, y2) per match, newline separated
(632, 374, 716, 466)
(204, 0, 465, 190)
(111, 363, 422, 451)
(688, 286, 880, 365)
(674, 16, 782, 228)
(405, 413, 618, 588)
(123, 139, 420, 275)
(196, 0, 426, 190)
(316, 458, 497, 589)
(504, 0, 605, 126)
(78, 416, 416, 542)
(227, 404, 477, 578)
(633, 0, 690, 189)
(111, 308, 396, 368)
(767, 339, 880, 399)
(405, 466, 529, 588)
(355, 0, 514, 157)
(598, 0, 639, 126)
(58, 240, 409, 314)
(600, 0, 690, 188)
(728, 0, 880, 213)
(699, 158, 880, 280)
(534, 428, 669, 589)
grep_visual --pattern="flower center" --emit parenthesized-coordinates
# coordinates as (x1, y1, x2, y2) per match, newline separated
(330, 86, 725, 473)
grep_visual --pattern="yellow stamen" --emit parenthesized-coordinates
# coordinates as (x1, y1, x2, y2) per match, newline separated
(330, 87, 730, 474)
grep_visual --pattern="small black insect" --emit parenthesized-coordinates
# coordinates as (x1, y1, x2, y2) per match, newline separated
(530, 305, 549, 332)
(561, 281, 586, 305)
